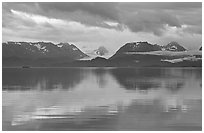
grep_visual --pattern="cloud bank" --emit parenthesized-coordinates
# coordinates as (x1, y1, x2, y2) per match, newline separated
(2, 2, 202, 52)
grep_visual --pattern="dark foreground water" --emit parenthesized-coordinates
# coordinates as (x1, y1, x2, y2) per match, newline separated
(2, 67, 202, 131)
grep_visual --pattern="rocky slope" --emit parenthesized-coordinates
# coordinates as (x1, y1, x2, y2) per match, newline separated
(162, 42, 187, 52)
(3, 41, 88, 66)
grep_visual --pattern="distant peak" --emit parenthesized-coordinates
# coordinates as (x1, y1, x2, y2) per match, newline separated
(57, 42, 72, 48)
(94, 46, 109, 56)
(164, 41, 186, 51)
(116, 41, 161, 53)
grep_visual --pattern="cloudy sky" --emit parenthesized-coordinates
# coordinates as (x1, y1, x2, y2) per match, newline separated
(2, 2, 202, 53)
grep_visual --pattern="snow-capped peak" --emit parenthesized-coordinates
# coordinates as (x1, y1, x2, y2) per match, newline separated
(163, 42, 186, 52)
(57, 42, 71, 48)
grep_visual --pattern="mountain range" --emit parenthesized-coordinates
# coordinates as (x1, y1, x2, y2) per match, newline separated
(2, 41, 202, 67)
(3, 41, 88, 66)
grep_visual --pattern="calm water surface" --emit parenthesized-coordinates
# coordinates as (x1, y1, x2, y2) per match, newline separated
(2, 67, 202, 131)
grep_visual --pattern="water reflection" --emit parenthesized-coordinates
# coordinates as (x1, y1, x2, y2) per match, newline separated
(2, 67, 202, 131)
(3, 68, 86, 91)
(92, 68, 108, 88)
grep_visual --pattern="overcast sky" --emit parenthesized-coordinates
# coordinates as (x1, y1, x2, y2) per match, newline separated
(2, 2, 202, 53)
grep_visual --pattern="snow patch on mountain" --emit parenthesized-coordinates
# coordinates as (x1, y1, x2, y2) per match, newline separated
(33, 43, 48, 52)
(16, 42, 21, 45)
(57, 44, 63, 48)
(169, 45, 177, 51)
(34, 43, 41, 50)
(72, 47, 78, 51)
(131, 42, 140, 47)
(56, 43, 73, 48)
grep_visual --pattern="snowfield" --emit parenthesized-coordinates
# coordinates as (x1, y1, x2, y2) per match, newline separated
(125, 50, 202, 56)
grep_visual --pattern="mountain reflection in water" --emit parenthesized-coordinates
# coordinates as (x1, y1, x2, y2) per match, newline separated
(2, 67, 202, 131)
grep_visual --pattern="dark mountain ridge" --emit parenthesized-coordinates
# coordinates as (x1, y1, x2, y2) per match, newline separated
(3, 41, 88, 66)
(2, 41, 202, 67)
(115, 42, 161, 53)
